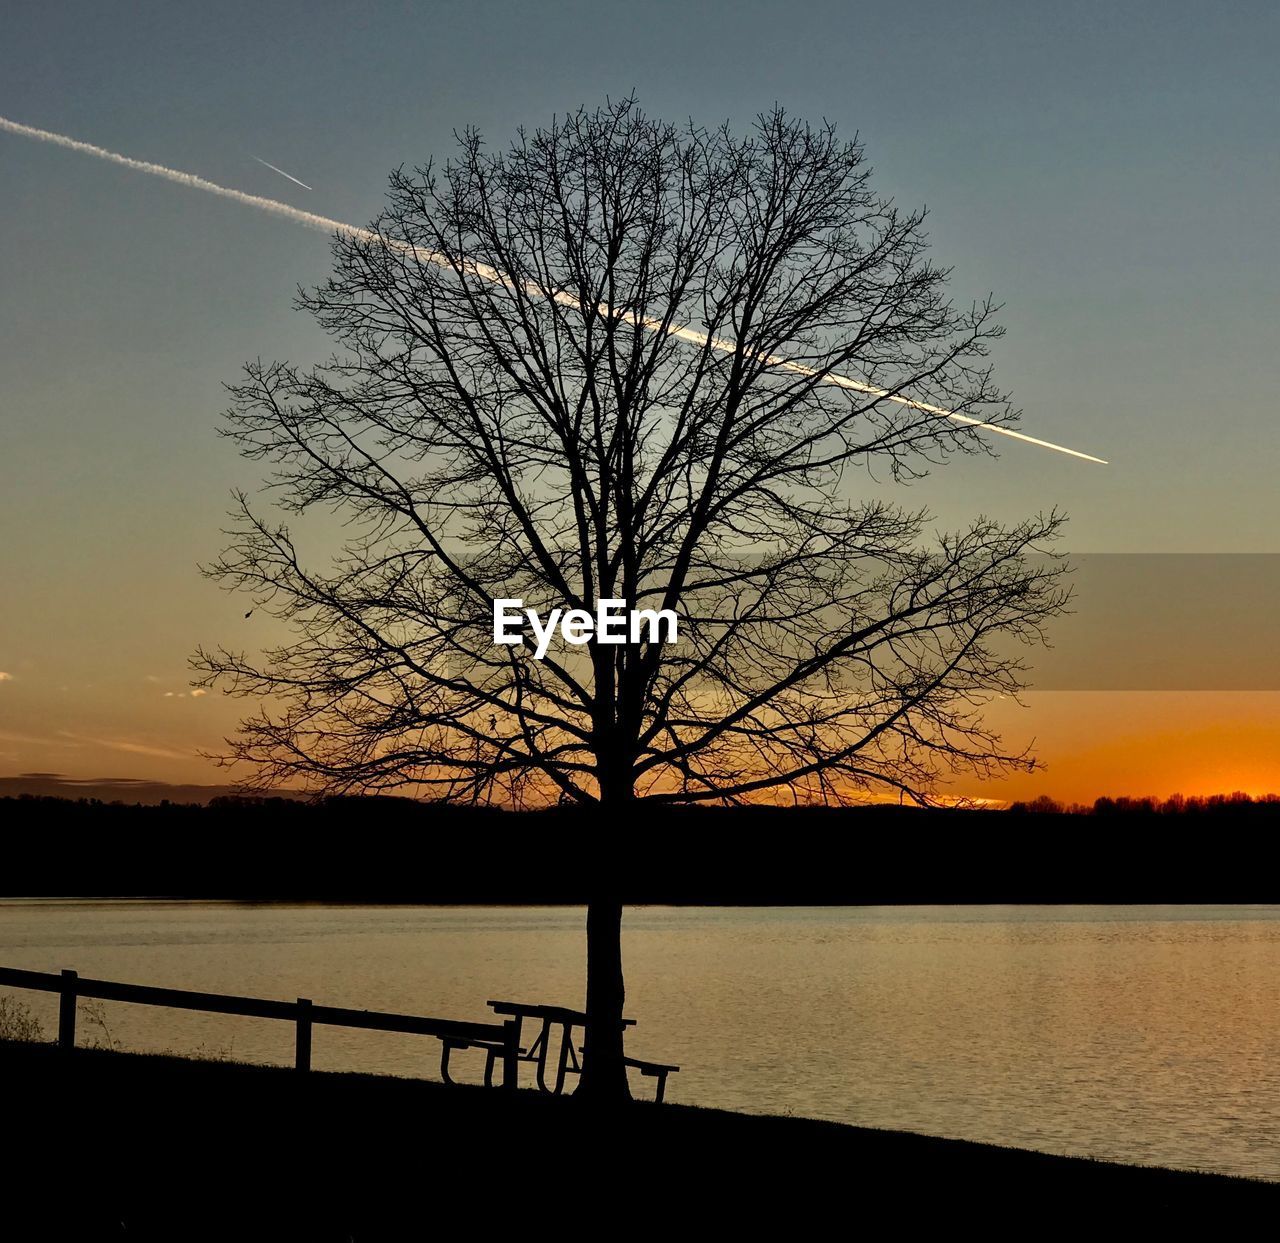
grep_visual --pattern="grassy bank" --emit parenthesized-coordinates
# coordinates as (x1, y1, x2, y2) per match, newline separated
(3, 1041, 1276, 1237)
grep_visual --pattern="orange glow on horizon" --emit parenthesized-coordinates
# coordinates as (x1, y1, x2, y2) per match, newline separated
(956, 692, 1280, 807)
(2, 690, 1278, 808)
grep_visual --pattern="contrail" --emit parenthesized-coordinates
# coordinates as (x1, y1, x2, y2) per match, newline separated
(253, 155, 313, 191)
(0, 114, 366, 239)
(0, 113, 1106, 464)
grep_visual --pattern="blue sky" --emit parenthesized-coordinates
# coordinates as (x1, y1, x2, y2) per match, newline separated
(1, 1, 1277, 793)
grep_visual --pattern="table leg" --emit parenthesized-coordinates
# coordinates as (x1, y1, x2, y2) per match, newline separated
(553, 1022, 574, 1095)
(534, 1016, 555, 1092)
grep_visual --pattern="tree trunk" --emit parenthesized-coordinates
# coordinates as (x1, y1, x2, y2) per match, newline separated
(577, 896, 630, 1102)
(577, 760, 632, 1102)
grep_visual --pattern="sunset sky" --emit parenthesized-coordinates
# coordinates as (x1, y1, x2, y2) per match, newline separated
(2, 2, 1278, 803)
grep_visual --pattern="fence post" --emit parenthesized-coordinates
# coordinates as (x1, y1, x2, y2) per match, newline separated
(501, 1018, 518, 1091)
(58, 969, 78, 1050)
(295, 998, 312, 1072)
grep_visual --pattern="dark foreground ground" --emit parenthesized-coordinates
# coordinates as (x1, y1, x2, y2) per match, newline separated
(2, 1042, 1276, 1239)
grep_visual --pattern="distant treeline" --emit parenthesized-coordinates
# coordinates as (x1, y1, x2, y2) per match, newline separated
(3, 793, 1278, 903)
(8, 789, 1278, 816)
(1010, 792, 1280, 816)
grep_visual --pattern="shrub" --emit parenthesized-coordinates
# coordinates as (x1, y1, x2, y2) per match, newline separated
(0, 994, 47, 1042)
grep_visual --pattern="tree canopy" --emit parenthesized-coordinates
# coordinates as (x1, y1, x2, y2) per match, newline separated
(195, 98, 1068, 810)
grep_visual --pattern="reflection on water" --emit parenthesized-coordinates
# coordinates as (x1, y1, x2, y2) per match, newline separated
(2, 902, 1278, 1181)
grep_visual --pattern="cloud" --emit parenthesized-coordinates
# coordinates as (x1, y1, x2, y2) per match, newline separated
(0, 671, 13, 682)
(0, 729, 191, 760)
(189, 688, 208, 698)
(0, 729, 77, 747)
(54, 731, 196, 761)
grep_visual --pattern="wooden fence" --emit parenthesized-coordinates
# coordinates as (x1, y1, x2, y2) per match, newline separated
(0, 965, 519, 1087)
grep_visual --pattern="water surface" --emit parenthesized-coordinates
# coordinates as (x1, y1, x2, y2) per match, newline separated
(2, 902, 1277, 1181)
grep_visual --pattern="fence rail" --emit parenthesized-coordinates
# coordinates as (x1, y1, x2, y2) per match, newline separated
(0, 965, 518, 1086)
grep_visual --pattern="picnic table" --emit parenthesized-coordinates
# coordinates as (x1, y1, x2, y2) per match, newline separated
(486, 999, 679, 1102)
(487, 999, 636, 1095)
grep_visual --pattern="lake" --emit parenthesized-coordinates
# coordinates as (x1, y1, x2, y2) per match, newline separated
(1, 902, 1277, 1181)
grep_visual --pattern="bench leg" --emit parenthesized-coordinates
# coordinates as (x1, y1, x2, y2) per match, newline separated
(440, 1040, 458, 1086)
(654, 1071, 668, 1104)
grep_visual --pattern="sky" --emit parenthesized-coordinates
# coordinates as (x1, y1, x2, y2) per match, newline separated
(1, 1, 1278, 802)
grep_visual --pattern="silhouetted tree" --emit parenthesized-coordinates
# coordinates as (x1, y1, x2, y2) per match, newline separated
(196, 99, 1070, 1100)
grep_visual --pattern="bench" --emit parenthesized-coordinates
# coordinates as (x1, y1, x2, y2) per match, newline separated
(576, 1047, 679, 1103)
(624, 1056, 680, 1104)
(438, 1034, 520, 1088)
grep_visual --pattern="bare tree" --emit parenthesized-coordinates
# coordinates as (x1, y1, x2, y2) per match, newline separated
(195, 99, 1069, 1101)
